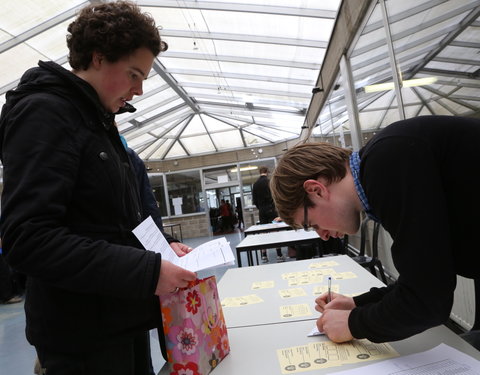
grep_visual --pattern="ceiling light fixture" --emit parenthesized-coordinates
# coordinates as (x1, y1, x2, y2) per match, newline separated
(364, 77, 437, 93)
(230, 166, 259, 173)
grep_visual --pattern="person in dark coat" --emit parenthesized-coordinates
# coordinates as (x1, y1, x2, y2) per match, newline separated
(252, 166, 285, 262)
(120, 134, 191, 254)
(235, 197, 244, 229)
(270, 115, 480, 344)
(219, 199, 233, 232)
(0, 2, 196, 374)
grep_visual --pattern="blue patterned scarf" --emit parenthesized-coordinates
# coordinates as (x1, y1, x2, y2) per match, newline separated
(349, 151, 380, 222)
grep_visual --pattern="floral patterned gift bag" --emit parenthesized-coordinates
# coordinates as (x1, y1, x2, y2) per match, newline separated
(159, 276, 230, 375)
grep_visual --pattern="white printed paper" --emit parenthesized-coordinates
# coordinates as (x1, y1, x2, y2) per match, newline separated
(132, 216, 235, 272)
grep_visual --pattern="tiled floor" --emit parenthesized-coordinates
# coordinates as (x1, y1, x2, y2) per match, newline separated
(0, 229, 292, 374)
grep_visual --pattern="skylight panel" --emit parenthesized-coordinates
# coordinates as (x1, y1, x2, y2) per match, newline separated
(1, 0, 84, 36)
(211, 130, 244, 150)
(182, 135, 216, 154)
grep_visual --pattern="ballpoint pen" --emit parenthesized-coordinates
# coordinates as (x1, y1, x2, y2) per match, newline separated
(327, 276, 332, 303)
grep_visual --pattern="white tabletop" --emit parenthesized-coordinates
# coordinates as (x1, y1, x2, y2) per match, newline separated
(244, 222, 291, 235)
(206, 320, 480, 375)
(218, 255, 385, 328)
(236, 229, 320, 251)
(158, 255, 480, 375)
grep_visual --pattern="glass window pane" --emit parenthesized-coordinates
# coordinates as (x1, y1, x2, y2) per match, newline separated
(148, 174, 167, 217)
(204, 165, 238, 185)
(166, 170, 204, 215)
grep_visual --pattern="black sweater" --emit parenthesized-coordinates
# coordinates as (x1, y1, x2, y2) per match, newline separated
(349, 115, 480, 342)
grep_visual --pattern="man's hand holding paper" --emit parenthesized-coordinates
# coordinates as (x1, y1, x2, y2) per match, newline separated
(154, 260, 196, 296)
(169, 241, 193, 257)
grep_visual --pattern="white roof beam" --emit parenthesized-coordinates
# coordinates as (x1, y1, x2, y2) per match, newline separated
(161, 29, 328, 48)
(180, 82, 311, 99)
(138, 1, 337, 19)
(152, 59, 200, 113)
(166, 68, 314, 86)
(161, 51, 320, 70)
(352, 2, 479, 58)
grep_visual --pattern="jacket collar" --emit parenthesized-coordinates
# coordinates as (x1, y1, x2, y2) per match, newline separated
(36, 61, 115, 130)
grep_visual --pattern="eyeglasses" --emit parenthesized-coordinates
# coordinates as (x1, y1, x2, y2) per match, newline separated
(303, 198, 316, 232)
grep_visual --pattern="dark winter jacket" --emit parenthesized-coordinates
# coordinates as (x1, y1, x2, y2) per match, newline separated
(0, 61, 162, 352)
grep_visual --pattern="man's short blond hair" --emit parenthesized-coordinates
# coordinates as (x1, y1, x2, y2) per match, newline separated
(270, 142, 352, 227)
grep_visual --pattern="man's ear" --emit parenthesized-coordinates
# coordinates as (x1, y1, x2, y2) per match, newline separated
(303, 179, 329, 200)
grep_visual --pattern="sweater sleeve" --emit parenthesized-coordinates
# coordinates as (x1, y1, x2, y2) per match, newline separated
(348, 136, 456, 342)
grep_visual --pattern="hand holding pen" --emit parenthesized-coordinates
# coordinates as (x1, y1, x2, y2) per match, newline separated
(315, 277, 356, 343)
(314, 287, 355, 313)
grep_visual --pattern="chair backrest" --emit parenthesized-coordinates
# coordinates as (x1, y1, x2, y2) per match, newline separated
(359, 218, 381, 258)
(371, 220, 380, 258)
(473, 278, 480, 331)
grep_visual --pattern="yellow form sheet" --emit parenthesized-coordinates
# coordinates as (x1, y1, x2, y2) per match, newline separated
(282, 269, 336, 280)
(283, 269, 336, 286)
(312, 284, 340, 296)
(251, 280, 275, 289)
(280, 303, 312, 319)
(309, 260, 340, 268)
(278, 288, 307, 299)
(277, 339, 398, 374)
(221, 294, 263, 307)
(332, 271, 357, 280)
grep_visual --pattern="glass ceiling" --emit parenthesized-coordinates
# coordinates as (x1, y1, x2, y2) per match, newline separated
(0, 0, 341, 161)
(1, 0, 479, 161)
(313, 0, 480, 141)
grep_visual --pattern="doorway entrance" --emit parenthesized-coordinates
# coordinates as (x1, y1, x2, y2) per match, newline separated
(205, 185, 240, 235)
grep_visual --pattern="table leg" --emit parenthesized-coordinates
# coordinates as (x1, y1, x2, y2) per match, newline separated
(247, 251, 253, 266)
(178, 224, 183, 242)
(236, 249, 242, 267)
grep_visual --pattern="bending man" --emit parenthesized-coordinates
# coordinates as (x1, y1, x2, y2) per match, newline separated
(271, 115, 480, 343)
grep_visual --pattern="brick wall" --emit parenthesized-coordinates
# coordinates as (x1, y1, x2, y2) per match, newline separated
(163, 213, 211, 240)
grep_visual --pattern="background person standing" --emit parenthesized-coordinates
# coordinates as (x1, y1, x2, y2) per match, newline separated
(252, 166, 285, 262)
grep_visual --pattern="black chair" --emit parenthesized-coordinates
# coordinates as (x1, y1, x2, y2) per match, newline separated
(350, 218, 388, 284)
(460, 278, 480, 350)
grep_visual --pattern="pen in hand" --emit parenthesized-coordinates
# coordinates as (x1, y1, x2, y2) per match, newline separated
(327, 276, 332, 303)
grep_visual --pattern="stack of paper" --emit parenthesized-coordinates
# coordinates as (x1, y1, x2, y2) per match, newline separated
(132, 216, 235, 272)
